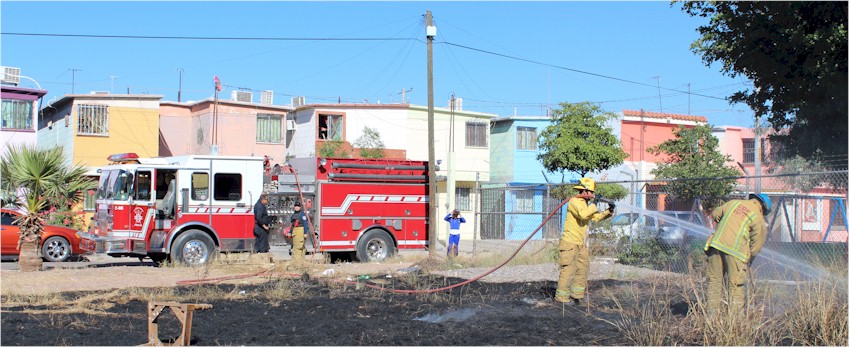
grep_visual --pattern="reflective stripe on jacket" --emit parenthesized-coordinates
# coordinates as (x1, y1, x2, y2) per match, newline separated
(704, 199, 767, 263)
(561, 196, 612, 245)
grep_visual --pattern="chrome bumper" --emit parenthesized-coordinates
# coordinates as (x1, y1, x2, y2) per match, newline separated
(78, 232, 136, 254)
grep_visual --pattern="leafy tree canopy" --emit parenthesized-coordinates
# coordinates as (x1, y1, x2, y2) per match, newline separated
(353, 126, 386, 159)
(648, 124, 740, 209)
(680, 1, 848, 161)
(537, 102, 627, 177)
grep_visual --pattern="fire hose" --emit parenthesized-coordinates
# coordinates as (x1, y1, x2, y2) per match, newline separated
(346, 194, 582, 294)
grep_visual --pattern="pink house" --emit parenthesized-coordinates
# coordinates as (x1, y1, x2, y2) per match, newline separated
(1, 85, 48, 156)
(159, 98, 294, 158)
(713, 125, 847, 243)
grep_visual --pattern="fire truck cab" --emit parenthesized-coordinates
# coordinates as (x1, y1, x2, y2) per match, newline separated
(79, 153, 264, 266)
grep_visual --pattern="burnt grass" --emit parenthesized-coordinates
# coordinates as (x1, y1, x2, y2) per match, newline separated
(0, 276, 670, 346)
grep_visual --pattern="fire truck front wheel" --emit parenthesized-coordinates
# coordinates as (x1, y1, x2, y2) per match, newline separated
(355, 230, 396, 263)
(170, 230, 216, 266)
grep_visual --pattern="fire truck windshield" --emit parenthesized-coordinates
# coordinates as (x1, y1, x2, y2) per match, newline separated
(112, 170, 134, 201)
(97, 170, 113, 200)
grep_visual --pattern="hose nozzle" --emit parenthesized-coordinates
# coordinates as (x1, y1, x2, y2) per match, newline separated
(595, 195, 614, 205)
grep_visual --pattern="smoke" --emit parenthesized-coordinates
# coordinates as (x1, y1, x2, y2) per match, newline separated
(414, 308, 479, 323)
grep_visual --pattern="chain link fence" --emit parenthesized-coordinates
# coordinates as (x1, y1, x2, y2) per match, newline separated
(470, 171, 848, 280)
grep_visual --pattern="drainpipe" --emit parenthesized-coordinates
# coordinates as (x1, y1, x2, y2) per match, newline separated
(737, 162, 750, 197)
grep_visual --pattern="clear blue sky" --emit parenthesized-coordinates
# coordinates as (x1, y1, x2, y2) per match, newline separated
(2, 1, 757, 127)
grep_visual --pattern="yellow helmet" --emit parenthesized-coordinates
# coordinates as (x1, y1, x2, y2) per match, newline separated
(572, 177, 596, 192)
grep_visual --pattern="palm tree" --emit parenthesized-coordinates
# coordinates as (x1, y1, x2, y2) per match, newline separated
(14, 196, 47, 272)
(1, 144, 96, 271)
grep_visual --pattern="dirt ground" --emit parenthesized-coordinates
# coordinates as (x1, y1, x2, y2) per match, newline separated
(0, 255, 686, 346)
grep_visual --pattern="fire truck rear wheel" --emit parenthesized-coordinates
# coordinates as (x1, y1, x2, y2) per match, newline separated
(170, 230, 216, 266)
(355, 230, 395, 263)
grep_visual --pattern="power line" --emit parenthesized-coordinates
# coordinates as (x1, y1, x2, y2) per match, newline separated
(440, 41, 729, 101)
(2, 32, 417, 41)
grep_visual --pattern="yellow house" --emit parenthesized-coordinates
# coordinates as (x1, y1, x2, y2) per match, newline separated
(37, 93, 163, 223)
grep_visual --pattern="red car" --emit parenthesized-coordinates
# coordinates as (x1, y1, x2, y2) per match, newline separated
(1, 208, 86, 262)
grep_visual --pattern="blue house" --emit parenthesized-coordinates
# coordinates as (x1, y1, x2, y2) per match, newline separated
(488, 116, 581, 240)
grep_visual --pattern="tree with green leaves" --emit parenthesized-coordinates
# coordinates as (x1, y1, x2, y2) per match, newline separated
(537, 102, 627, 178)
(353, 126, 385, 159)
(680, 1, 848, 161)
(647, 124, 740, 209)
(1, 145, 96, 271)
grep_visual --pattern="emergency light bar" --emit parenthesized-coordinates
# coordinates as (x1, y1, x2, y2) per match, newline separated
(107, 153, 140, 163)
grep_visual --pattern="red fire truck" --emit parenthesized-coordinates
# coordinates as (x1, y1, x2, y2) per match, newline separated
(268, 157, 429, 262)
(78, 153, 430, 265)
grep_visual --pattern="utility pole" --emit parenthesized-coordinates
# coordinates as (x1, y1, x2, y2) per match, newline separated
(109, 75, 118, 93)
(754, 114, 762, 193)
(70, 68, 82, 94)
(687, 83, 691, 115)
(426, 10, 437, 257)
(448, 93, 456, 213)
(399, 87, 413, 104)
(178, 68, 184, 102)
(653, 76, 662, 114)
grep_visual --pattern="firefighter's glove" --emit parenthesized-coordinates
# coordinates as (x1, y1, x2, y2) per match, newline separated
(607, 203, 616, 213)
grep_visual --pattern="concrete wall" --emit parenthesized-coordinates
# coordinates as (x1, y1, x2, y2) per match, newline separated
(489, 121, 514, 183)
(36, 102, 76, 168)
(160, 100, 291, 158)
(73, 105, 160, 167)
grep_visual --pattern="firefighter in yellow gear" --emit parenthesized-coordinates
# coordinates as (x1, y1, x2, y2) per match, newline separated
(290, 201, 310, 264)
(704, 193, 770, 313)
(555, 177, 614, 305)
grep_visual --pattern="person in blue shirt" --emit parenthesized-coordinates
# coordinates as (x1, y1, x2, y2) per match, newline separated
(444, 209, 466, 257)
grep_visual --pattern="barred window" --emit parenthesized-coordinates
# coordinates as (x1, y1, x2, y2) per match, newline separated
(83, 189, 97, 211)
(515, 190, 534, 212)
(516, 126, 537, 150)
(743, 138, 766, 163)
(256, 114, 283, 143)
(455, 187, 471, 211)
(465, 122, 488, 147)
(318, 114, 344, 141)
(1, 100, 33, 130)
(77, 104, 109, 135)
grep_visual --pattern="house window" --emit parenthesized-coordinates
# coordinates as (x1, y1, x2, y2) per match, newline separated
(83, 189, 97, 212)
(515, 190, 534, 212)
(743, 138, 755, 163)
(516, 126, 537, 150)
(318, 114, 343, 141)
(77, 104, 109, 135)
(1, 100, 33, 130)
(743, 138, 767, 163)
(455, 187, 471, 211)
(465, 122, 488, 147)
(256, 114, 283, 143)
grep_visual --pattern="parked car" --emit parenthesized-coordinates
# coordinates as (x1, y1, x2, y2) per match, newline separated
(1, 208, 86, 262)
(656, 211, 709, 251)
(608, 212, 661, 240)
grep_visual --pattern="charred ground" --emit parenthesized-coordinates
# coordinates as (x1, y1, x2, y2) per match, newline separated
(1, 275, 658, 346)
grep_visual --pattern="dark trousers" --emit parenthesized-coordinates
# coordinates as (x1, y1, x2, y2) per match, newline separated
(253, 226, 270, 253)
